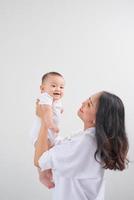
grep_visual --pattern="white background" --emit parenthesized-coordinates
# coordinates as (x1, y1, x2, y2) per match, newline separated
(0, 0, 134, 199)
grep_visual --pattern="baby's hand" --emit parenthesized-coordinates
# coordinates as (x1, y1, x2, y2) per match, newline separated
(39, 169, 55, 189)
(50, 125, 59, 133)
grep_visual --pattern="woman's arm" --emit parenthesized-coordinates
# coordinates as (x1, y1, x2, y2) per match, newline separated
(34, 120, 48, 167)
(34, 103, 50, 167)
(34, 124, 55, 189)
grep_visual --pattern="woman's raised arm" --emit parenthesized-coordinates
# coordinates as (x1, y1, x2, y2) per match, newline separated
(34, 102, 49, 167)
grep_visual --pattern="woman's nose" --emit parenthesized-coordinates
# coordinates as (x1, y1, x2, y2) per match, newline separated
(82, 101, 85, 106)
(81, 104, 84, 109)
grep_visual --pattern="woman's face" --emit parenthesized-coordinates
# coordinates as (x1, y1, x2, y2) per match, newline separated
(77, 93, 101, 126)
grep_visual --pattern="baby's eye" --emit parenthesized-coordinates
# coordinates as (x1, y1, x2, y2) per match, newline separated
(51, 85, 56, 87)
(60, 86, 64, 89)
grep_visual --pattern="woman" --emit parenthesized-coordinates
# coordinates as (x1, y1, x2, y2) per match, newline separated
(34, 91, 129, 200)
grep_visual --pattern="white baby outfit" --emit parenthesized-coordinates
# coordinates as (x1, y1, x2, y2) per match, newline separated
(31, 92, 63, 145)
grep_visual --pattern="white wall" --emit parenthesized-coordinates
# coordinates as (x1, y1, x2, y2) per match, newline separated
(0, 0, 134, 199)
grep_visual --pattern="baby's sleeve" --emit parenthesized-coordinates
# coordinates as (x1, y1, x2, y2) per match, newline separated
(39, 92, 53, 105)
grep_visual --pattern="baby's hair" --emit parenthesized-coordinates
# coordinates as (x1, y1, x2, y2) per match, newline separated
(41, 72, 63, 83)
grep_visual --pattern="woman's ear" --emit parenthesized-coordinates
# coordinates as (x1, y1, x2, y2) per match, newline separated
(92, 120, 96, 125)
(88, 119, 95, 125)
(91, 119, 95, 125)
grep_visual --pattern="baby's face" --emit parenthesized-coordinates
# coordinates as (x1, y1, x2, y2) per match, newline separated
(41, 75, 65, 100)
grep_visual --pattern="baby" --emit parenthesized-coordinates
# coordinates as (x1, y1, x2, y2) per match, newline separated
(31, 71, 65, 187)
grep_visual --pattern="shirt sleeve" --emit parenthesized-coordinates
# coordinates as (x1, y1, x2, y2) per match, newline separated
(39, 149, 54, 170)
(38, 134, 101, 179)
(39, 92, 53, 105)
(39, 138, 74, 171)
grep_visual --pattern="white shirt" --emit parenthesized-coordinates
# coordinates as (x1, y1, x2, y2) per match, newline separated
(30, 92, 63, 145)
(39, 127, 105, 200)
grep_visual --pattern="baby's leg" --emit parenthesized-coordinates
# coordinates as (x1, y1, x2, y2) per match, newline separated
(37, 168, 55, 189)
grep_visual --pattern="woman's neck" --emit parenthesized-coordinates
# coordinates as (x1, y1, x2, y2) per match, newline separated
(84, 123, 95, 130)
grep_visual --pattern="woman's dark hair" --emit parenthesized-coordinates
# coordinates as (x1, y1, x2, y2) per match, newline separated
(95, 91, 129, 170)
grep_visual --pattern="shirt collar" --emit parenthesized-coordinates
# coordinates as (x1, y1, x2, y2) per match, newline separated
(84, 127, 95, 135)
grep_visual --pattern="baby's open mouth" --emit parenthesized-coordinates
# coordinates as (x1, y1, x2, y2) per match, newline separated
(53, 93, 60, 96)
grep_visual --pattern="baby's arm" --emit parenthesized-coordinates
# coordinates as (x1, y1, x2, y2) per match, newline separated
(41, 104, 59, 133)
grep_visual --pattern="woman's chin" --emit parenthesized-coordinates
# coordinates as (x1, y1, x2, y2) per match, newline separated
(77, 110, 81, 118)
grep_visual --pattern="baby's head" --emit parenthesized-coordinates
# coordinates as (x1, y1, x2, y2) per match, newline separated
(40, 72, 65, 100)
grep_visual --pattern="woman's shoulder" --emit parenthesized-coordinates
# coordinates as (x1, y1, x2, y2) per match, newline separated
(70, 128, 96, 141)
(53, 128, 96, 149)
